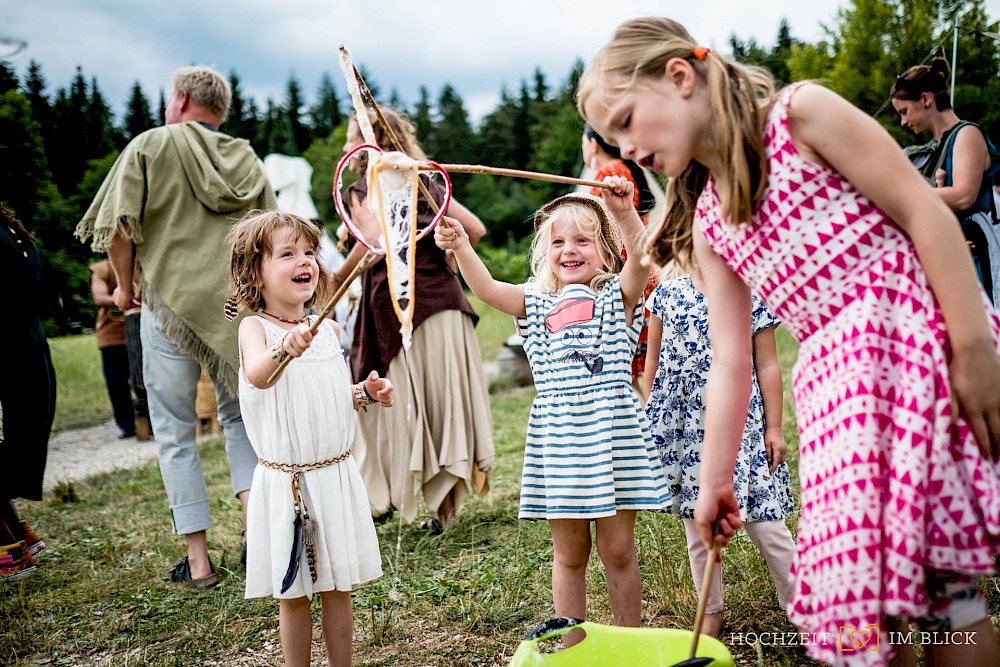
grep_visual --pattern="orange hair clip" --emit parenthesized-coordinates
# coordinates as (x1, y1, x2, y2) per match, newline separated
(693, 46, 710, 61)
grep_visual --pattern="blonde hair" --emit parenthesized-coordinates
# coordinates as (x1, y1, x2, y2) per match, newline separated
(530, 199, 622, 293)
(351, 107, 426, 171)
(172, 66, 231, 120)
(577, 17, 775, 269)
(227, 211, 331, 314)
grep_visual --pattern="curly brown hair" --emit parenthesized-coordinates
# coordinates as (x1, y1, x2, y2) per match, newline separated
(226, 210, 331, 314)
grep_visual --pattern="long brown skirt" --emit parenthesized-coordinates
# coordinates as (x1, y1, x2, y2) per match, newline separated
(353, 310, 494, 523)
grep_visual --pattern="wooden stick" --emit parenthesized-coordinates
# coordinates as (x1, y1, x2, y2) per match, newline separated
(265, 251, 378, 384)
(689, 539, 722, 660)
(341, 49, 446, 221)
(425, 163, 612, 190)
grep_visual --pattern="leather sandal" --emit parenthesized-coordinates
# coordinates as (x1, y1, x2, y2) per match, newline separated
(169, 556, 219, 590)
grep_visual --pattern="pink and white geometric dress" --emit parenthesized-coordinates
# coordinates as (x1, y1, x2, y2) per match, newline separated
(697, 83, 1000, 666)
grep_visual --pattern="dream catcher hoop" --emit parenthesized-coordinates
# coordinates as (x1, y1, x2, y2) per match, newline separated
(333, 144, 452, 349)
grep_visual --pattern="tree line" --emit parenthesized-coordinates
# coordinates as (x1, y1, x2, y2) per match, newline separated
(1, 0, 997, 336)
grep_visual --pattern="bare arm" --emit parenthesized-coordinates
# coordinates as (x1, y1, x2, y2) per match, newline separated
(599, 175, 649, 324)
(934, 125, 990, 211)
(434, 217, 526, 317)
(90, 266, 116, 308)
(643, 312, 663, 400)
(788, 84, 1000, 456)
(108, 233, 138, 311)
(753, 325, 786, 472)
(692, 228, 752, 548)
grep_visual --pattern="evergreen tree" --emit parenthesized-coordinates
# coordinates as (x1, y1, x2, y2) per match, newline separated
(309, 72, 341, 141)
(0, 61, 16, 94)
(22, 60, 54, 164)
(412, 86, 434, 147)
(48, 67, 90, 195)
(388, 87, 404, 110)
(512, 82, 533, 170)
(431, 84, 475, 197)
(474, 86, 518, 168)
(283, 73, 310, 154)
(86, 77, 119, 153)
(226, 71, 259, 142)
(122, 80, 154, 141)
(158, 89, 166, 126)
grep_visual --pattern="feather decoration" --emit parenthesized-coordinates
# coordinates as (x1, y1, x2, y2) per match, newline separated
(279, 514, 303, 594)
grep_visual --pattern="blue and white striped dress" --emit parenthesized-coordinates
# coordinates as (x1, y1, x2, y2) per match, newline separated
(516, 275, 669, 520)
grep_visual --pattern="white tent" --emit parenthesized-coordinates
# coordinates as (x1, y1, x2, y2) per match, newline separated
(262, 154, 320, 220)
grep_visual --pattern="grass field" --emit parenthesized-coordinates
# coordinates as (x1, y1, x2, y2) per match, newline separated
(5, 297, 997, 666)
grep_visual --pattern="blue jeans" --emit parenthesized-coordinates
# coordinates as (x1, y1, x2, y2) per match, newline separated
(141, 311, 256, 535)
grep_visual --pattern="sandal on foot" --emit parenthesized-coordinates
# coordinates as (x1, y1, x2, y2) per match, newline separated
(169, 556, 219, 590)
(418, 518, 443, 534)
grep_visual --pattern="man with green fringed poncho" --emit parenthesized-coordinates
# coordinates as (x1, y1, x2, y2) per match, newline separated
(76, 66, 276, 590)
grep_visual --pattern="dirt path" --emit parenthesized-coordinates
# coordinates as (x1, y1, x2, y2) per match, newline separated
(43, 421, 160, 492)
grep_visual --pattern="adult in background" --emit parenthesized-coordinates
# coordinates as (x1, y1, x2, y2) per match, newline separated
(891, 57, 1000, 305)
(76, 66, 276, 588)
(0, 204, 55, 581)
(90, 259, 141, 439)
(337, 108, 494, 531)
(584, 124, 660, 397)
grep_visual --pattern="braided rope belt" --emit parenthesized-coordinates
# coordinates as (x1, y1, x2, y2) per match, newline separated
(258, 448, 352, 474)
(258, 449, 352, 587)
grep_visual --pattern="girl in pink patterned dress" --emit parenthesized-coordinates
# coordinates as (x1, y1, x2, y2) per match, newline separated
(579, 17, 1000, 667)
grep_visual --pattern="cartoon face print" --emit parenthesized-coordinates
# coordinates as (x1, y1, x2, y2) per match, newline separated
(545, 295, 605, 375)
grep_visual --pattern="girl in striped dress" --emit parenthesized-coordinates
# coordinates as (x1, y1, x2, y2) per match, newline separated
(435, 182, 668, 635)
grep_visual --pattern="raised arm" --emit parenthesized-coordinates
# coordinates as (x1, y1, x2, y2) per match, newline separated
(599, 175, 648, 323)
(788, 84, 1000, 456)
(434, 216, 526, 317)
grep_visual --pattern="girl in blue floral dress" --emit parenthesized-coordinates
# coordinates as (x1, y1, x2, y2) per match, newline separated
(644, 271, 795, 637)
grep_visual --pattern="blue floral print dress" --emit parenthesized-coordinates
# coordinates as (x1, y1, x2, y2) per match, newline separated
(644, 276, 795, 521)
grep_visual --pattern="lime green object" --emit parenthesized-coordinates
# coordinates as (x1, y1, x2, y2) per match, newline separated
(508, 618, 735, 667)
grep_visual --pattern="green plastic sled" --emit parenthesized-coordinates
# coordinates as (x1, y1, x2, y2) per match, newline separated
(508, 618, 735, 667)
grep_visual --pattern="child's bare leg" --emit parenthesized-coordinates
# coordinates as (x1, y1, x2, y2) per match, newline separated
(595, 511, 641, 627)
(319, 590, 353, 667)
(549, 519, 592, 645)
(682, 519, 724, 636)
(279, 597, 313, 667)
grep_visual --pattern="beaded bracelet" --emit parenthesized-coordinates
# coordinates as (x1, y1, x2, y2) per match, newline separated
(352, 382, 378, 409)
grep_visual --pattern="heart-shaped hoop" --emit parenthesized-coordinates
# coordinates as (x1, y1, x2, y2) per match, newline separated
(333, 144, 452, 254)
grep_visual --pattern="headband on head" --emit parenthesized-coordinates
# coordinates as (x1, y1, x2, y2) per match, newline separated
(693, 46, 710, 61)
(533, 193, 621, 259)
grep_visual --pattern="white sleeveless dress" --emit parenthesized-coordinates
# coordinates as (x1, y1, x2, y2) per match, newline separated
(240, 316, 382, 599)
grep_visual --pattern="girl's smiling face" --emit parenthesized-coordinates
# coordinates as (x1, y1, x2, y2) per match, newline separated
(259, 226, 319, 314)
(548, 214, 602, 287)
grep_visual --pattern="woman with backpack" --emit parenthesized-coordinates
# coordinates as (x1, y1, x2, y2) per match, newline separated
(892, 57, 1000, 305)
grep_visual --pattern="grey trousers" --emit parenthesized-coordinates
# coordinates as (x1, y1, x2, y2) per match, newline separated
(141, 311, 256, 535)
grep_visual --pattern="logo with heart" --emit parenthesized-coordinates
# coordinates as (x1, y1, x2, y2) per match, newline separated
(332, 144, 452, 254)
(839, 624, 880, 653)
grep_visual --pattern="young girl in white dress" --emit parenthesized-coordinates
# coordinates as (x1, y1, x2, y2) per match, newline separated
(435, 181, 668, 639)
(644, 269, 796, 637)
(227, 210, 393, 667)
